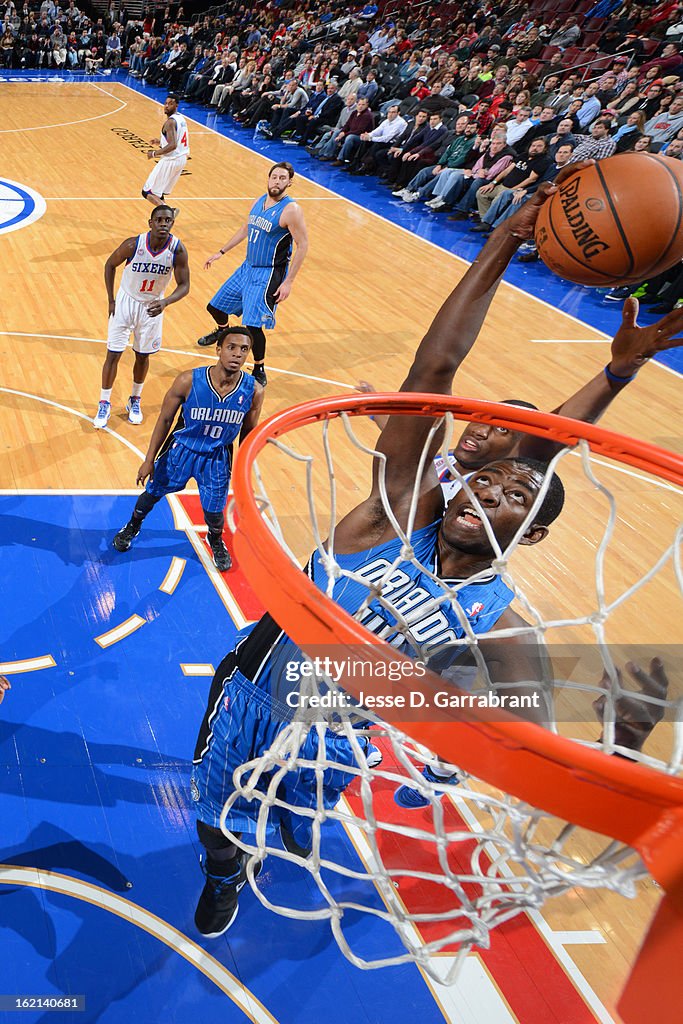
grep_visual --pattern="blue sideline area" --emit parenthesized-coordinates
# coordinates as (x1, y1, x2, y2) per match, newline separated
(0, 494, 443, 1024)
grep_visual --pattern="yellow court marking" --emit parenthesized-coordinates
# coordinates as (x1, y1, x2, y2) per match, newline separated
(0, 655, 56, 674)
(180, 663, 216, 677)
(159, 556, 186, 595)
(0, 866, 279, 1024)
(94, 614, 146, 649)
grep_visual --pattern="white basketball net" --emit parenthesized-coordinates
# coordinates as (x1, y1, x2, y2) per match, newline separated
(224, 409, 683, 984)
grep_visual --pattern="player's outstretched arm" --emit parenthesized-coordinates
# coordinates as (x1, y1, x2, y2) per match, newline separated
(104, 237, 137, 316)
(148, 242, 190, 317)
(136, 371, 192, 486)
(520, 298, 683, 461)
(376, 186, 557, 497)
(204, 224, 248, 269)
(274, 204, 309, 302)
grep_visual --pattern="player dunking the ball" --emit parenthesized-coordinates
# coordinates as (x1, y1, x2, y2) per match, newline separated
(112, 327, 264, 572)
(189, 174, 678, 937)
(143, 95, 190, 212)
(93, 206, 190, 429)
(196, 162, 308, 388)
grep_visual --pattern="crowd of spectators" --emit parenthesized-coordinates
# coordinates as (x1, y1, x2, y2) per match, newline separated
(5, 0, 683, 305)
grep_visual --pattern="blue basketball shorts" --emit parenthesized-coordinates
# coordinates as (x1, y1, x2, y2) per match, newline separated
(209, 261, 287, 330)
(146, 441, 230, 514)
(191, 663, 376, 849)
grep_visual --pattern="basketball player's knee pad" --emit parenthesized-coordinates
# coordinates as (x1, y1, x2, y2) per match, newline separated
(248, 326, 266, 362)
(203, 510, 224, 535)
(134, 491, 160, 518)
(207, 304, 230, 326)
(141, 189, 150, 199)
(197, 819, 232, 850)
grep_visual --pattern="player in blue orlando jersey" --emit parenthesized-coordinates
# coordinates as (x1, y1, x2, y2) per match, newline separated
(195, 162, 309, 388)
(112, 327, 264, 572)
(189, 173, 680, 938)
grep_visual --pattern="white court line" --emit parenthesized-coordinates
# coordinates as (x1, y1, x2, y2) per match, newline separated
(0, 655, 56, 674)
(0, 488, 199, 495)
(0, 385, 146, 460)
(167, 493, 248, 629)
(0, 81, 127, 133)
(159, 556, 186, 595)
(0, 866, 278, 1024)
(180, 662, 215, 676)
(0, 488, 146, 495)
(42, 196, 340, 201)
(94, 613, 146, 648)
(553, 931, 607, 946)
(118, 80, 683, 383)
(0, 330, 355, 390)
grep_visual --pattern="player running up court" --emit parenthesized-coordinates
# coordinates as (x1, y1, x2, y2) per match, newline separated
(93, 206, 190, 429)
(196, 162, 308, 388)
(143, 95, 190, 211)
(112, 327, 264, 572)
(189, 174, 682, 937)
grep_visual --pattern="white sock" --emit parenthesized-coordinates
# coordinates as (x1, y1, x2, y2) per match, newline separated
(100, 388, 112, 403)
(131, 382, 144, 398)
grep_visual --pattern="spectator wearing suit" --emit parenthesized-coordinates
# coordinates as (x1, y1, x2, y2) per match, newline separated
(380, 111, 448, 187)
(549, 15, 581, 49)
(393, 117, 478, 201)
(374, 109, 430, 179)
(295, 81, 344, 144)
(357, 69, 379, 105)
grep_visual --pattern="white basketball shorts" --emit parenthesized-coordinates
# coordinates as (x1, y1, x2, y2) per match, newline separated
(107, 290, 163, 354)
(142, 154, 187, 199)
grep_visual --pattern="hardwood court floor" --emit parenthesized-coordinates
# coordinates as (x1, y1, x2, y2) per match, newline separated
(1, 79, 681, 1024)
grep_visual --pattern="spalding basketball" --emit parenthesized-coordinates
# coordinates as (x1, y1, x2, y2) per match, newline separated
(534, 153, 683, 286)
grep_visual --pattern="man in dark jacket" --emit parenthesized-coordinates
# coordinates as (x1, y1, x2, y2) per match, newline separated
(380, 112, 448, 187)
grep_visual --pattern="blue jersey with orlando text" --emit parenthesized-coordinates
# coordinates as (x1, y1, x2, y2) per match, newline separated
(170, 367, 255, 454)
(246, 194, 293, 267)
(234, 520, 515, 698)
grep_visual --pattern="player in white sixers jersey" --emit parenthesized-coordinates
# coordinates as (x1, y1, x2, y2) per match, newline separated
(113, 327, 264, 572)
(197, 162, 308, 387)
(143, 95, 190, 211)
(93, 206, 189, 429)
(189, 178, 683, 936)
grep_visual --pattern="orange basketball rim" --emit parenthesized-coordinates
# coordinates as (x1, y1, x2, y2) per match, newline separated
(230, 392, 683, 1024)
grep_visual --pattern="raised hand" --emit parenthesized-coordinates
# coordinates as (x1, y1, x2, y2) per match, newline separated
(609, 297, 683, 378)
(593, 658, 669, 753)
(502, 161, 593, 241)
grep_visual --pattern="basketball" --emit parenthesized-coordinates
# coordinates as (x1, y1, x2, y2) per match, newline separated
(534, 153, 683, 287)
